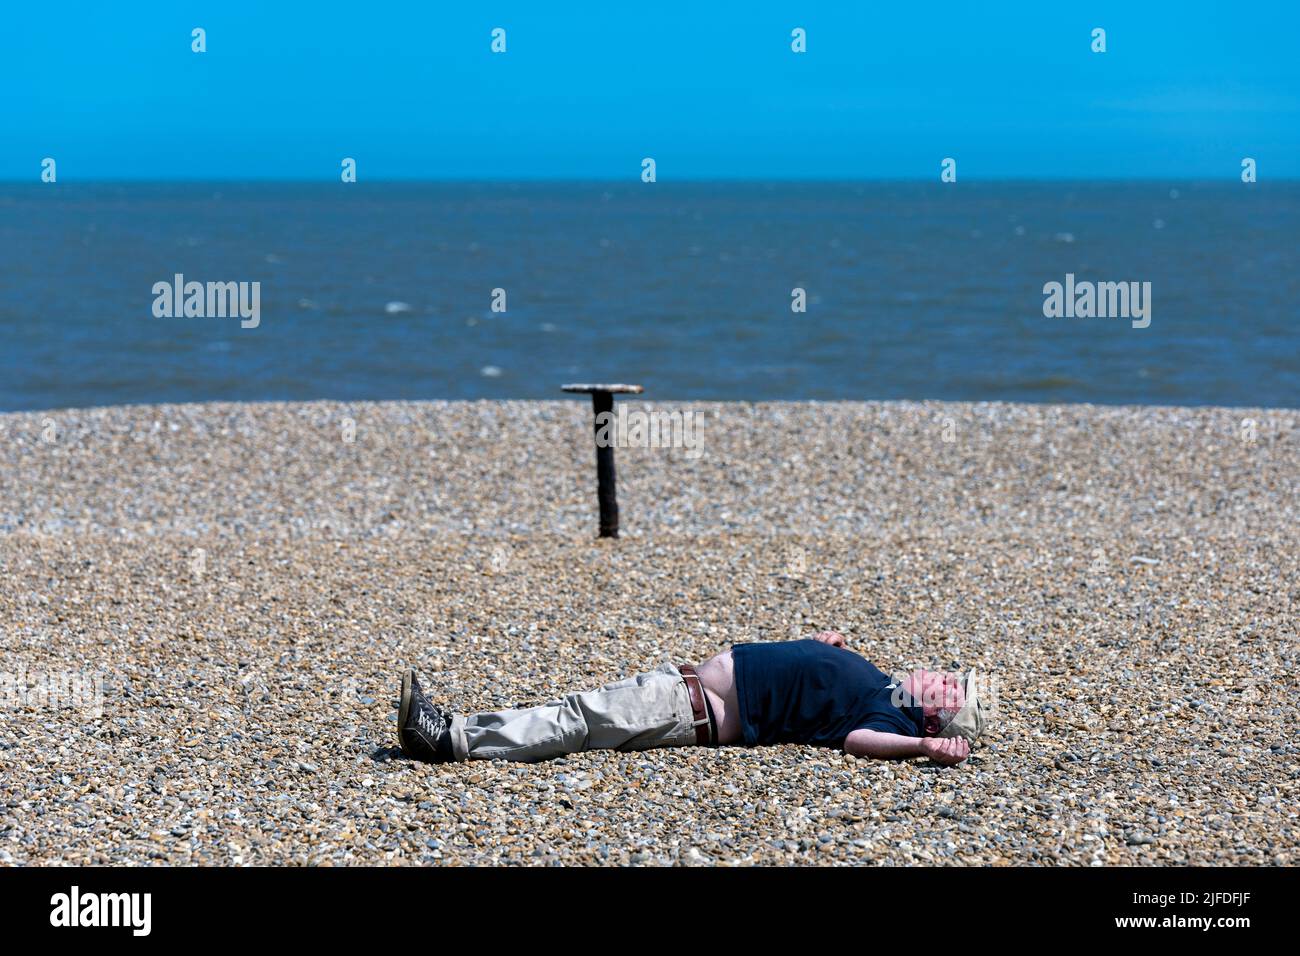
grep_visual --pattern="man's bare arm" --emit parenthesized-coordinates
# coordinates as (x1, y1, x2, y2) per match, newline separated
(844, 728, 925, 760)
(844, 728, 970, 765)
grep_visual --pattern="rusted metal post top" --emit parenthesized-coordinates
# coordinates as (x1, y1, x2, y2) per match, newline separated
(561, 384, 644, 395)
(562, 382, 644, 538)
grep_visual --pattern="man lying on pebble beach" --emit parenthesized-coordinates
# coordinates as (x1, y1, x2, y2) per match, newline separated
(398, 631, 986, 766)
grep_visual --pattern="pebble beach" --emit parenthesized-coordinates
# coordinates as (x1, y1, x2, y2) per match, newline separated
(0, 398, 1295, 866)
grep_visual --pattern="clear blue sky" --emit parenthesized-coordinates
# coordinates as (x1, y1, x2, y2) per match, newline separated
(5, 1, 1298, 180)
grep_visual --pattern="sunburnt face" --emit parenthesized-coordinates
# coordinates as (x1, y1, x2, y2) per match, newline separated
(903, 669, 965, 734)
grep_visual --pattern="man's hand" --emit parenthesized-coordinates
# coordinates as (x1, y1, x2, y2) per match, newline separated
(813, 630, 846, 647)
(920, 736, 970, 766)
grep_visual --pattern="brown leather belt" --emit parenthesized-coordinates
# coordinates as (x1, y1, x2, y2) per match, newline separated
(679, 664, 716, 746)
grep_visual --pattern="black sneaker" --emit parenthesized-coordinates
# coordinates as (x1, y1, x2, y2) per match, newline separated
(398, 669, 456, 763)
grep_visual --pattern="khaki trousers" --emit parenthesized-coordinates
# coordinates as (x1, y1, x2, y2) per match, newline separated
(448, 663, 700, 762)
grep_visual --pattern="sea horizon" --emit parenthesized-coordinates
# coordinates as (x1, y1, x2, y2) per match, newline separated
(8, 176, 1300, 184)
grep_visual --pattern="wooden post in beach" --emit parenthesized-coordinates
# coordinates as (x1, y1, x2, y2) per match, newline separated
(561, 383, 644, 538)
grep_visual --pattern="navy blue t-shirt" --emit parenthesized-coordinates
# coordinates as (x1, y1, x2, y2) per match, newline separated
(733, 640, 923, 748)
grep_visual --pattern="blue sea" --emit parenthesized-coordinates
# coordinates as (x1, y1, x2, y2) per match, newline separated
(1, 182, 1295, 411)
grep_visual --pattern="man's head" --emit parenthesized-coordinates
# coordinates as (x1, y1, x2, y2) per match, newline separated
(901, 668, 986, 743)
(902, 669, 963, 736)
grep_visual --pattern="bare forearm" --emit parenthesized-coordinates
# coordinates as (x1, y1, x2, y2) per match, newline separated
(844, 729, 925, 760)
